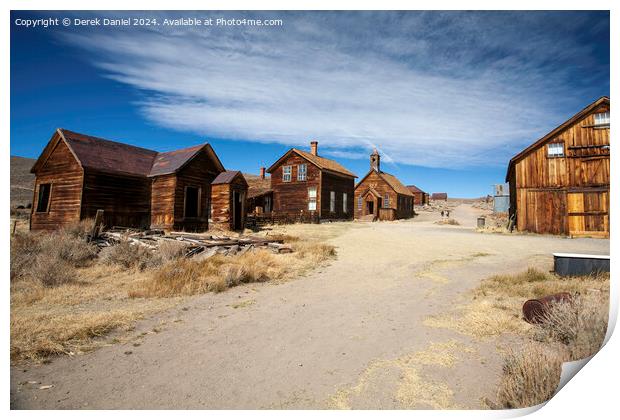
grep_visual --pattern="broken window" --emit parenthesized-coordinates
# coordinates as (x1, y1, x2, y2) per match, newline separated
(547, 142, 564, 158)
(36, 183, 51, 213)
(184, 186, 200, 218)
(282, 165, 292, 182)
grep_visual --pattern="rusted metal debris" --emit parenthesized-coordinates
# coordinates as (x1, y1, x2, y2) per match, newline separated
(522, 292, 573, 324)
(92, 228, 293, 259)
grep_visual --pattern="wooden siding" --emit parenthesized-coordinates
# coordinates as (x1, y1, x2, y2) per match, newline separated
(81, 170, 151, 228)
(150, 174, 176, 230)
(172, 149, 220, 232)
(211, 177, 248, 230)
(320, 172, 354, 220)
(30, 139, 83, 231)
(511, 101, 609, 236)
(270, 154, 322, 217)
(354, 171, 413, 220)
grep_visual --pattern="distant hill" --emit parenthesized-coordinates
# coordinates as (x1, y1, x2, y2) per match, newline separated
(11, 156, 36, 208)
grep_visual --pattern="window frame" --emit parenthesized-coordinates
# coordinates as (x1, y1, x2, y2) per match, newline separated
(594, 112, 610, 127)
(383, 193, 390, 208)
(297, 164, 307, 181)
(183, 185, 202, 218)
(330, 191, 336, 213)
(357, 195, 363, 211)
(282, 165, 292, 182)
(343, 192, 348, 213)
(308, 186, 317, 211)
(35, 183, 52, 213)
(547, 141, 565, 158)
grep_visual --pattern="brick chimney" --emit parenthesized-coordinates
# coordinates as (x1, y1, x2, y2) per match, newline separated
(370, 148, 380, 172)
(259, 167, 265, 179)
(310, 140, 318, 156)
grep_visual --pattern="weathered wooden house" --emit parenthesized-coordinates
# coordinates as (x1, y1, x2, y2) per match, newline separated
(406, 185, 429, 206)
(246, 167, 273, 215)
(210, 171, 248, 231)
(354, 150, 414, 221)
(30, 128, 226, 232)
(267, 141, 356, 220)
(506, 97, 610, 237)
(431, 192, 448, 201)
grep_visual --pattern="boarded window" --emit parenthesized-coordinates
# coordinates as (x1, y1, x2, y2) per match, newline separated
(383, 193, 389, 208)
(330, 191, 336, 212)
(547, 142, 564, 157)
(184, 186, 200, 218)
(282, 165, 292, 182)
(36, 183, 51, 213)
(594, 112, 610, 126)
(343, 193, 348, 213)
(297, 164, 307, 181)
(308, 187, 317, 211)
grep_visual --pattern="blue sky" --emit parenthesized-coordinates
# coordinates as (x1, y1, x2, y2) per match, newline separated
(11, 11, 609, 197)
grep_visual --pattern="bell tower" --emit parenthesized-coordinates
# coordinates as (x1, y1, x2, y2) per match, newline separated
(370, 148, 380, 172)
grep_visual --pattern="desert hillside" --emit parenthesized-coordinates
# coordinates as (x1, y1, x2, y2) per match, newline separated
(10, 156, 35, 208)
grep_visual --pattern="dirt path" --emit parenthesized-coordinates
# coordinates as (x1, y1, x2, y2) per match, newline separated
(11, 204, 609, 409)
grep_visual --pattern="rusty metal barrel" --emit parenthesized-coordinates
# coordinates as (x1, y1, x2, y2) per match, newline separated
(522, 292, 573, 324)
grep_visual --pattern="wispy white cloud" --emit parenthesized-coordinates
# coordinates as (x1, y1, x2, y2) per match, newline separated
(60, 11, 608, 169)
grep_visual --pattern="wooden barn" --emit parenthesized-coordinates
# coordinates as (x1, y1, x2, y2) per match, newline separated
(246, 167, 273, 215)
(267, 141, 356, 221)
(506, 96, 610, 237)
(354, 150, 414, 221)
(210, 171, 248, 231)
(30, 128, 226, 232)
(431, 192, 448, 201)
(406, 185, 429, 206)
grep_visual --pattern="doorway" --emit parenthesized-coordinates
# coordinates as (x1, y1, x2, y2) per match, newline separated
(366, 200, 374, 215)
(233, 190, 243, 230)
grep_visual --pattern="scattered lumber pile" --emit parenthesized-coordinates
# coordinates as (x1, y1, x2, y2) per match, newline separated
(92, 228, 293, 260)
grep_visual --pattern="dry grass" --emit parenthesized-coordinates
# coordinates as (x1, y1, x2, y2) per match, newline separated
(425, 268, 609, 340)
(11, 226, 336, 362)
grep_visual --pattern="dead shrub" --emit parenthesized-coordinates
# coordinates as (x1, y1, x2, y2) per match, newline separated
(129, 249, 284, 298)
(61, 218, 95, 240)
(292, 242, 336, 263)
(434, 218, 460, 225)
(157, 240, 188, 262)
(99, 240, 162, 270)
(10, 232, 42, 281)
(497, 342, 566, 408)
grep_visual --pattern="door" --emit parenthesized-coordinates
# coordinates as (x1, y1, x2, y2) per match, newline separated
(567, 190, 609, 237)
(233, 190, 243, 230)
(366, 200, 374, 215)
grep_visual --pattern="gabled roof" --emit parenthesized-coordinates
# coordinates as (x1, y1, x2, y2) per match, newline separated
(149, 143, 224, 177)
(31, 128, 225, 178)
(212, 170, 247, 186)
(267, 148, 357, 178)
(506, 96, 610, 181)
(355, 169, 414, 197)
(245, 174, 272, 199)
(406, 185, 426, 194)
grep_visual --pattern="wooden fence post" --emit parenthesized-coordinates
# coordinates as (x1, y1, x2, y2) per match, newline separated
(90, 209, 104, 240)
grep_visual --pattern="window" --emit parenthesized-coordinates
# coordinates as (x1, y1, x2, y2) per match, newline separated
(297, 164, 307, 181)
(343, 193, 348, 213)
(265, 196, 272, 213)
(36, 183, 51, 213)
(358, 196, 363, 211)
(330, 191, 336, 213)
(547, 142, 564, 158)
(594, 112, 610, 126)
(308, 187, 317, 211)
(282, 165, 292, 182)
(184, 186, 201, 218)
(383, 193, 389, 208)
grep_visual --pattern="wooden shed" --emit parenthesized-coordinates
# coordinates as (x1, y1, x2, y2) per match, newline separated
(246, 167, 273, 215)
(506, 96, 610, 237)
(210, 171, 248, 231)
(354, 150, 414, 221)
(406, 185, 429, 206)
(267, 141, 356, 221)
(431, 193, 448, 201)
(30, 128, 225, 232)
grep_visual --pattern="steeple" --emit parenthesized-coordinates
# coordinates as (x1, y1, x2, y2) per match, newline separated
(370, 148, 380, 172)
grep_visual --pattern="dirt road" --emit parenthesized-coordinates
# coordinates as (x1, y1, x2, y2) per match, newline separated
(11, 204, 609, 409)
